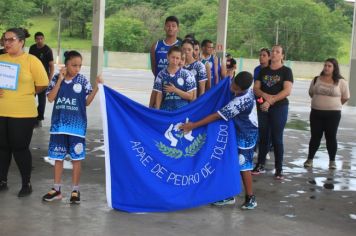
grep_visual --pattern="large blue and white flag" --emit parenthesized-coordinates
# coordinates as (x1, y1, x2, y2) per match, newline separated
(99, 79, 241, 212)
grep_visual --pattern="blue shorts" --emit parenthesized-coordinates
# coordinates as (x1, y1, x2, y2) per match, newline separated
(238, 147, 254, 171)
(48, 134, 86, 161)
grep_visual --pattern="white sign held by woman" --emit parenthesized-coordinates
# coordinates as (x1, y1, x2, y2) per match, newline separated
(0, 62, 20, 90)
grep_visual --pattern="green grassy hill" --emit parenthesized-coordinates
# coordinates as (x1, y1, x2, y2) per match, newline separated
(26, 16, 91, 50)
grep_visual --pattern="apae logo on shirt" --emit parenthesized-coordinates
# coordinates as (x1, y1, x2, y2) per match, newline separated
(73, 83, 82, 93)
(177, 77, 184, 86)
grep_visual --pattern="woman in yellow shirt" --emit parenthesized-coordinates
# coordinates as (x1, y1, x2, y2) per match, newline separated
(0, 28, 48, 197)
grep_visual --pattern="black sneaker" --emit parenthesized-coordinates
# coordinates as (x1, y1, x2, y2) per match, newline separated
(70, 190, 80, 204)
(0, 181, 8, 191)
(241, 195, 257, 210)
(251, 164, 266, 175)
(18, 183, 33, 197)
(42, 188, 62, 202)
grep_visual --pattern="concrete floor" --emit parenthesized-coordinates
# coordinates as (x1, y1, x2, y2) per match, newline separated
(0, 67, 355, 236)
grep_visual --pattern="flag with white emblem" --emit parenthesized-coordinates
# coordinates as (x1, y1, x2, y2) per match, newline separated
(99, 79, 241, 212)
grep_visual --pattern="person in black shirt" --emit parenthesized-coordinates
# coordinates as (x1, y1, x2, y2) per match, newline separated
(252, 45, 293, 179)
(29, 32, 54, 127)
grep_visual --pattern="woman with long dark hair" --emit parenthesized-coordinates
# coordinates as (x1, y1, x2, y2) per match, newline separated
(304, 58, 350, 169)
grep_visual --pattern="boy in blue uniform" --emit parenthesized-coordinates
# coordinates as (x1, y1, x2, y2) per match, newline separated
(154, 46, 196, 111)
(149, 16, 180, 108)
(42, 51, 103, 204)
(181, 71, 258, 209)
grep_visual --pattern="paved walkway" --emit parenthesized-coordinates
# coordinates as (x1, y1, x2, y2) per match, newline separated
(1, 67, 355, 236)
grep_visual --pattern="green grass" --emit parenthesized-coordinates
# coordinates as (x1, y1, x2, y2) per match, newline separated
(338, 34, 351, 65)
(26, 16, 91, 50)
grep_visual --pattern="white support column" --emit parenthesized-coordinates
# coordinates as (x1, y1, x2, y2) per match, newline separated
(348, 1, 356, 106)
(90, 0, 105, 84)
(215, 0, 229, 61)
(56, 11, 61, 64)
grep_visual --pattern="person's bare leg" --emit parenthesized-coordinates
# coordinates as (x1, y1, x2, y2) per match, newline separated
(149, 90, 157, 108)
(72, 160, 81, 186)
(241, 171, 253, 196)
(54, 160, 63, 184)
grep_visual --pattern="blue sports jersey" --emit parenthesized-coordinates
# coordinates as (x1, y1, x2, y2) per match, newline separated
(201, 55, 217, 87)
(47, 73, 93, 137)
(218, 88, 258, 149)
(253, 65, 262, 99)
(184, 60, 207, 95)
(154, 39, 180, 77)
(153, 68, 196, 111)
(253, 65, 262, 81)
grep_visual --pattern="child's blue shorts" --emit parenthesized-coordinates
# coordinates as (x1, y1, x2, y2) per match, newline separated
(48, 134, 86, 161)
(238, 147, 254, 171)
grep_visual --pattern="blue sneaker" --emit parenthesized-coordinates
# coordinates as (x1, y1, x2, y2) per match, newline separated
(241, 195, 257, 210)
(213, 197, 235, 206)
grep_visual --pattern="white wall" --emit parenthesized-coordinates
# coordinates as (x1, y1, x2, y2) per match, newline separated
(51, 50, 350, 80)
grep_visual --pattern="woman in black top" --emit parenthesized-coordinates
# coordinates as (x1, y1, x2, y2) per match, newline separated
(252, 45, 293, 179)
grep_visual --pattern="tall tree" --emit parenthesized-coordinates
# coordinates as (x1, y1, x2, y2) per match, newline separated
(227, 0, 350, 61)
(0, 0, 37, 31)
(316, 0, 343, 11)
(166, 0, 218, 40)
(49, 0, 92, 38)
(104, 13, 149, 52)
(118, 3, 165, 51)
(32, 0, 51, 14)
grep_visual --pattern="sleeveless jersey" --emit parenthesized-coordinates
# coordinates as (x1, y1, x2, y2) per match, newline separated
(154, 39, 180, 77)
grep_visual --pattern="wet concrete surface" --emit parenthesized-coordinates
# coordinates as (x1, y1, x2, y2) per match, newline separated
(0, 67, 355, 236)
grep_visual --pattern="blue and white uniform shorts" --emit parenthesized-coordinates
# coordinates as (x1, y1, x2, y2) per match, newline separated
(48, 134, 86, 161)
(238, 147, 255, 171)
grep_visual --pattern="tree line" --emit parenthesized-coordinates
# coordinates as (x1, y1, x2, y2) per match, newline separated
(0, 0, 353, 61)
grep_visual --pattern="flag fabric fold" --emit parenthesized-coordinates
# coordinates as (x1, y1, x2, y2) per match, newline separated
(99, 79, 241, 212)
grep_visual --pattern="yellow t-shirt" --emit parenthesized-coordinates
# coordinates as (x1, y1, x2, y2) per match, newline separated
(0, 53, 49, 118)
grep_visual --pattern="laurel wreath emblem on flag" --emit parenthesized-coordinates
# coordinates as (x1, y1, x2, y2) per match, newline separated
(155, 133, 207, 159)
